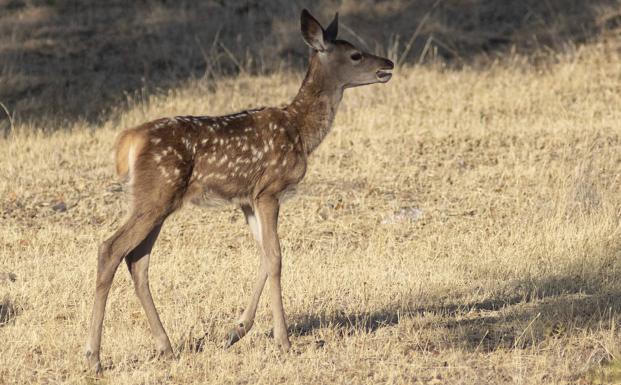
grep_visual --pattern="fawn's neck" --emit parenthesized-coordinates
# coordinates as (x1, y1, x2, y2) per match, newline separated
(288, 53, 343, 155)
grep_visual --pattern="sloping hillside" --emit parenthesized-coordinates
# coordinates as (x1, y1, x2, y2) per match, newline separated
(0, 0, 620, 127)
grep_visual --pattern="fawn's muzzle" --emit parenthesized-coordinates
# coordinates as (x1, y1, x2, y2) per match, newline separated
(376, 60, 394, 82)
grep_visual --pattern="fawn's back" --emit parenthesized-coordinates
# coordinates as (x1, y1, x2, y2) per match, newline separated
(116, 107, 308, 210)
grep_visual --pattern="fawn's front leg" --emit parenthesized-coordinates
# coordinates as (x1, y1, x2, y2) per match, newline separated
(225, 205, 267, 347)
(255, 196, 291, 350)
(225, 200, 290, 350)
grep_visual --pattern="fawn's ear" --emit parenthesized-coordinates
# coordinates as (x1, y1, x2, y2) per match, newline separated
(324, 12, 338, 42)
(301, 9, 327, 52)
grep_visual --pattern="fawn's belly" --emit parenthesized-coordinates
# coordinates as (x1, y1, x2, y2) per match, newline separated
(185, 177, 253, 208)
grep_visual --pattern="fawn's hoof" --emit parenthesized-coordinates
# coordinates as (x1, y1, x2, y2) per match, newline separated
(224, 324, 247, 349)
(155, 345, 175, 361)
(84, 350, 102, 376)
(278, 339, 292, 352)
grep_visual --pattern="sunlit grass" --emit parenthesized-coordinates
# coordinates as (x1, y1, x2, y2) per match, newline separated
(1, 42, 621, 384)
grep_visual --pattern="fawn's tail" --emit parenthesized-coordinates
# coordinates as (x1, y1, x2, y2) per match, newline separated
(114, 128, 147, 181)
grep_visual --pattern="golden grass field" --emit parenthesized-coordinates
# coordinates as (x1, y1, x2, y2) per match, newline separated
(1, 41, 621, 384)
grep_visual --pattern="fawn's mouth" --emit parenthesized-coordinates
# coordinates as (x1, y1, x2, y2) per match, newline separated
(376, 69, 393, 82)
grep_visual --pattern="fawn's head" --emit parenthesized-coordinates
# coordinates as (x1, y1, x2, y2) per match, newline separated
(300, 9, 394, 89)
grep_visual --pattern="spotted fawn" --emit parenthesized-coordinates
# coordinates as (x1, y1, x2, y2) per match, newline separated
(85, 8, 394, 374)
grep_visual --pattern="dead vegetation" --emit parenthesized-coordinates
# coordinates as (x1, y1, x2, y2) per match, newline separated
(1, 38, 621, 383)
(0, 0, 620, 126)
(2, 1, 621, 383)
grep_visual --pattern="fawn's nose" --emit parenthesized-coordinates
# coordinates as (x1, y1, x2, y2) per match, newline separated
(384, 59, 394, 69)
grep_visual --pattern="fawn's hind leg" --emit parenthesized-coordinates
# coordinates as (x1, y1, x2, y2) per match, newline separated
(125, 224, 173, 357)
(85, 208, 169, 374)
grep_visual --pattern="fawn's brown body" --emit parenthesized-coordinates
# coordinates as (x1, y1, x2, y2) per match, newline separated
(86, 9, 393, 374)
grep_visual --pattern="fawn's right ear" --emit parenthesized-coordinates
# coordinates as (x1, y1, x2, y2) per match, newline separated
(301, 9, 327, 52)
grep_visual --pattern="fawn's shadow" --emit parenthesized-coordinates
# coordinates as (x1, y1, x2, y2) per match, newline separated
(287, 273, 621, 352)
(177, 261, 621, 354)
(177, 273, 621, 355)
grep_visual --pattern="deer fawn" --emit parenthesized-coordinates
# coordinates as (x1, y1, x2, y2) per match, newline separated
(85, 9, 393, 373)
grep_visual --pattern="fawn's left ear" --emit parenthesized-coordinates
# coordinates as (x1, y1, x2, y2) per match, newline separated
(324, 12, 338, 42)
(301, 9, 328, 52)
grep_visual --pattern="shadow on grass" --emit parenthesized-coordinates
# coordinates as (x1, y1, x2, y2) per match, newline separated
(1, 0, 619, 127)
(174, 254, 621, 356)
(288, 273, 621, 353)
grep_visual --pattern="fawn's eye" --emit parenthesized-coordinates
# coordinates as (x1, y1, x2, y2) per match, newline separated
(350, 52, 362, 61)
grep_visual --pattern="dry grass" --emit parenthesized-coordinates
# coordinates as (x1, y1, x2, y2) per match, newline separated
(2, 41, 621, 384)
(1, 0, 620, 125)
